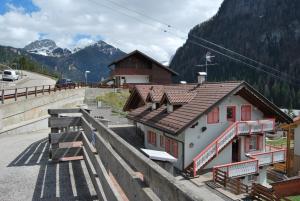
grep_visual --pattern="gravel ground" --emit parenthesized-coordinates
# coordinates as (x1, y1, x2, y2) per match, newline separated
(0, 129, 96, 201)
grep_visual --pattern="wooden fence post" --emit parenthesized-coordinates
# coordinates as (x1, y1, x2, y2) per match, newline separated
(25, 87, 28, 99)
(42, 85, 44, 95)
(49, 85, 51, 94)
(1, 89, 4, 104)
(14, 88, 17, 101)
(35, 86, 37, 96)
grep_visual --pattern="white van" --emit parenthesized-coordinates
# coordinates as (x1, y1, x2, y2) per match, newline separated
(2, 70, 19, 81)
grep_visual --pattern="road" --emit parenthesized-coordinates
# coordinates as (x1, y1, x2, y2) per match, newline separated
(0, 129, 97, 201)
(0, 70, 56, 90)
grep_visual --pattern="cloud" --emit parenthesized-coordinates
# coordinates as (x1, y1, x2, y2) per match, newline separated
(0, 0, 223, 61)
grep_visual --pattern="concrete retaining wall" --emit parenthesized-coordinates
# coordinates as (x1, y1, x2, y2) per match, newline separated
(0, 88, 85, 134)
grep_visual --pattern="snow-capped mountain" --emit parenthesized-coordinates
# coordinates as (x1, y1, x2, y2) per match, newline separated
(23, 39, 125, 82)
(24, 39, 71, 57)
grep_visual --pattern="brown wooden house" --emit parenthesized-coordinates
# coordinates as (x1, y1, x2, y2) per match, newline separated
(107, 50, 178, 87)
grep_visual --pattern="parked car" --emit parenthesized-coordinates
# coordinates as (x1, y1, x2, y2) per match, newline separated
(55, 78, 76, 88)
(2, 70, 19, 81)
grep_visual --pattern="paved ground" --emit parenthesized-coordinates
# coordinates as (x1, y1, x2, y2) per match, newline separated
(0, 129, 97, 201)
(1, 70, 56, 91)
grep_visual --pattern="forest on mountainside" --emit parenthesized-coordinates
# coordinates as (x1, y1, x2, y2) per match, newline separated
(170, 0, 300, 109)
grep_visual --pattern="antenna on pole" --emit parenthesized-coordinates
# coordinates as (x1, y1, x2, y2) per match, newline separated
(194, 52, 216, 81)
(205, 52, 215, 79)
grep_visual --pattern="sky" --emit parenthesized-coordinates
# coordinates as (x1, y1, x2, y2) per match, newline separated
(0, 0, 223, 62)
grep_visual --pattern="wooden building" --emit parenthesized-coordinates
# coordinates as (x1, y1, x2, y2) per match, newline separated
(107, 50, 178, 87)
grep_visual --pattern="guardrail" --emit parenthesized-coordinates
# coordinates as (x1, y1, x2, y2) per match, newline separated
(0, 82, 129, 104)
(48, 108, 202, 201)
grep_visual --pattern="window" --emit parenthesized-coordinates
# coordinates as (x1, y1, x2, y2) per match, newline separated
(245, 135, 262, 152)
(165, 137, 178, 158)
(160, 135, 165, 148)
(207, 107, 219, 124)
(249, 135, 257, 151)
(147, 131, 156, 146)
(227, 106, 236, 122)
(241, 105, 251, 121)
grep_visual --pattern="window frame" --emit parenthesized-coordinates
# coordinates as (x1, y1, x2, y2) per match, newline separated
(160, 135, 165, 148)
(226, 106, 236, 122)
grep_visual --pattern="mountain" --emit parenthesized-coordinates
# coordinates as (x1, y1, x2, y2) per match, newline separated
(170, 0, 300, 109)
(24, 39, 71, 57)
(24, 40, 125, 82)
(0, 45, 58, 77)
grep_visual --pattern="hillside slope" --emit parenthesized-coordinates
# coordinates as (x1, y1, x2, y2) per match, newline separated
(170, 0, 300, 108)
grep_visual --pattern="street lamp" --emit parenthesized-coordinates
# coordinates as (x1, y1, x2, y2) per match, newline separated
(85, 70, 90, 86)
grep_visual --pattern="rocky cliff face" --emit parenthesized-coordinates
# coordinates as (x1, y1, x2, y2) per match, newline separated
(170, 0, 300, 108)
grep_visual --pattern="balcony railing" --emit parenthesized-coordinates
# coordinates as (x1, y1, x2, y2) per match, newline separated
(192, 119, 275, 177)
(214, 160, 258, 178)
(237, 119, 275, 134)
(213, 148, 286, 178)
(249, 148, 286, 166)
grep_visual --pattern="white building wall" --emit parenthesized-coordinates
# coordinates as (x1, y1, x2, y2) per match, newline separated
(206, 144, 232, 169)
(183, 95, 265, 169)
(138, 123, 184, 170)
(295, 126, 300, 155)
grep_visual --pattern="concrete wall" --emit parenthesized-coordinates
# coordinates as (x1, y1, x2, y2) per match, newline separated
(0, 88, 85, 134)
(183, 95, 265, 168)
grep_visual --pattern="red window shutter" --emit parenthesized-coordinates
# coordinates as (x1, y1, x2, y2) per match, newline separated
(208, 107, 219, 124)
(147, 131, 151, 143)
(241, 105, 251, 121)
(257, 135, 263, 150)
(153, 133, 156, 146)
(172, 140, 178, 158)
(165, 138, 171, 153)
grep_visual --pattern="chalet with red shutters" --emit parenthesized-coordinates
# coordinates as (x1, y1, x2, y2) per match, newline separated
(124, 75, 292, 187)
(107, 50, 178, 87)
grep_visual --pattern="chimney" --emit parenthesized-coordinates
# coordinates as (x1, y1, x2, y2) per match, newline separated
(197, 72, 207, 84)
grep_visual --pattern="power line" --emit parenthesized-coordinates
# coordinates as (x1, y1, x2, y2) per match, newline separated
(85, 0, 300, 86)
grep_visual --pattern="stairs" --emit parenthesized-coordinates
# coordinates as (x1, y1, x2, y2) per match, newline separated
(191, 122, 238, 177)
(186, 119, 275, 177)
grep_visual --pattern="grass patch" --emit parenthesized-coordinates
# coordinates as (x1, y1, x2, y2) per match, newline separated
(96, 91, 130, 116)
(288, 196, 300, 201)
(266, 137, 287, 147)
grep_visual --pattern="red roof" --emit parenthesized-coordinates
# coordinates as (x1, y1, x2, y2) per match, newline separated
(127, 81, 292, 134)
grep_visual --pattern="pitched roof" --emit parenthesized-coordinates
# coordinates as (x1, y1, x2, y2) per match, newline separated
(108, 50, 178, 75)
(163, 91, 197, 105)
(127, 81, 292, 135)
(123, 84, 197, 111)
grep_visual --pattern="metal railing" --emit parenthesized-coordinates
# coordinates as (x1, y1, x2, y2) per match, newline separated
(192, 119, 275, 177)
